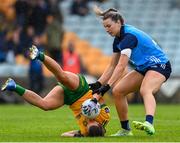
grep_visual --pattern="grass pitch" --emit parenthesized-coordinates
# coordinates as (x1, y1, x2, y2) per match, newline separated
(0, 104, 180, 142)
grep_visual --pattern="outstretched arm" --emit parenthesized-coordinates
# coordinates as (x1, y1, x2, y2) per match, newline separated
(92, 54, 129, 101)
(61, 130, 83, 137)
(107, 54, 129, 87)
(98, 53, 120, 85)
(89, 53, 119, 94)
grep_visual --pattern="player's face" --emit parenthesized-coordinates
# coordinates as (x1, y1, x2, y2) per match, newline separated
(103, 18, 121, 37)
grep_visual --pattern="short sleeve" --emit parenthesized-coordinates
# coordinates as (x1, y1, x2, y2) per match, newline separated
(113, 37, 121, 53)
(117, 34, 138, 50)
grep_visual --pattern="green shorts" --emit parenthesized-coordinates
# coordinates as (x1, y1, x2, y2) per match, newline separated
(57, 74, 89, 105)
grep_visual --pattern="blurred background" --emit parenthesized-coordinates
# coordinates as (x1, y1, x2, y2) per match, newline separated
(0, 0, 180, 104)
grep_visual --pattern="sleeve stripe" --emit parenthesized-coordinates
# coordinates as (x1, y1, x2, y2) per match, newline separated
(121, 48, 132, 58)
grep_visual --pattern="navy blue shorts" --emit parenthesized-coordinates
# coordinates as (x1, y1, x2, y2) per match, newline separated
(135, 61, 172, 81)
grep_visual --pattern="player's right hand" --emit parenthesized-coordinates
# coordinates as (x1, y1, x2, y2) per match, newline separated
(89, 81, 102, 94)
(29, 45, 39, 60)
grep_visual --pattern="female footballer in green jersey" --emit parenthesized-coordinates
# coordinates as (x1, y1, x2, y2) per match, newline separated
(1, 45, 110, 137)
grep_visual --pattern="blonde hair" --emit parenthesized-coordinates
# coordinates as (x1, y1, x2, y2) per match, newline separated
(93, 5, 124, 24)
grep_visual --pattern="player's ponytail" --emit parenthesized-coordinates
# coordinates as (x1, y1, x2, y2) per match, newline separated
(93, 5, 124, 25)
(93, 5, 104, 16)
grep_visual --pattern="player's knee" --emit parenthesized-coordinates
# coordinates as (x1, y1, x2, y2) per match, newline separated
(56, 71, 67, 82)
(40, 100, 51, 111)
(139, 87, 151, 97)
(112, 87, 123, 97)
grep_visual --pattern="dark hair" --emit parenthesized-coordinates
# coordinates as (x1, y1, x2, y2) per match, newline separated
(93, 5, 124, 24)
(88, 125, 105, 137)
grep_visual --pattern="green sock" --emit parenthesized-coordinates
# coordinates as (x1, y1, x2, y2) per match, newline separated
(14, 84, 26, 96)
(38, 52, 45, 62)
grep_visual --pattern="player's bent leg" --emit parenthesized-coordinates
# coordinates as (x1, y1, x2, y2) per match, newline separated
(132, 121, 155, 135)
(135, 70, 164, 136)
(41, 86, 64, 110)
(112, 70, 143, 121)
(140, 70, 166, 116)
(1, 78, 64, 111)
(29, 45, 79, 90)
(110, 71, 143, 137)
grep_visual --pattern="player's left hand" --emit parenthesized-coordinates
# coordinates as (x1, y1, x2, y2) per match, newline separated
(89, 81, 102, 94)
(95, 84, 111, 96)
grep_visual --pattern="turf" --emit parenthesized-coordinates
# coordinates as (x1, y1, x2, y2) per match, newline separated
(0, 104, 180, 142)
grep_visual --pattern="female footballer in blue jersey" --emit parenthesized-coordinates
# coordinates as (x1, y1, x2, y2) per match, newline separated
(89, 6, 172, 136)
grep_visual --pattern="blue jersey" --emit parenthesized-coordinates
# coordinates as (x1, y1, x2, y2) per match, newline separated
(113, 24, 169, 71)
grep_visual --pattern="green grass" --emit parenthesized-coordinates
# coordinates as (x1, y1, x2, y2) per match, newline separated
(0, 104, 180, 142)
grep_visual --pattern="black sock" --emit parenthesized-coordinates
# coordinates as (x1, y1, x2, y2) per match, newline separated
(120, 120, 130, 130)
(146, 115, 154, 124)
